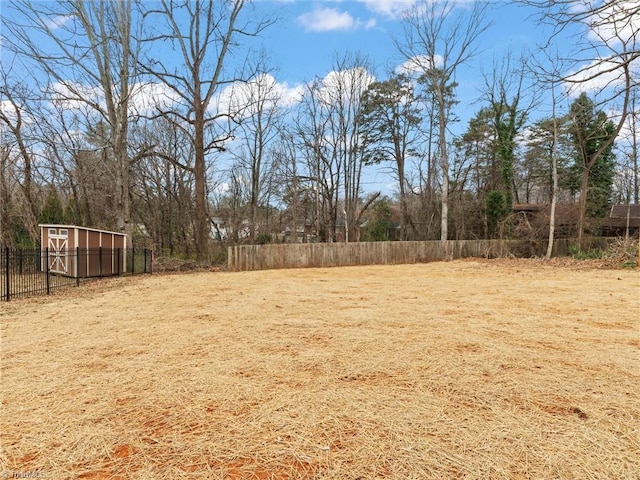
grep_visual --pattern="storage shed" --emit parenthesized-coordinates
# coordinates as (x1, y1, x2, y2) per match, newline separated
(40, 224, 127, 278)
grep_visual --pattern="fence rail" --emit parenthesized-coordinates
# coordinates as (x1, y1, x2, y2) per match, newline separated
(1, 247, 153, 301)
(227, 238, 611, 272)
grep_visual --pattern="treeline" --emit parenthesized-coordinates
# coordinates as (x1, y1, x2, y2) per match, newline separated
(1, 1, 638, 262)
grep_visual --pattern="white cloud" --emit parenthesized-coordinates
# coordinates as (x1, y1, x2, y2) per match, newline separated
(214, 74, 304, 119)
(564, 58, 631, 97)
(297, 7, 376, 32)
(585, 1, 639, 47)
(45, 15, 72, 30)
(357, 0, 414, 18)
(395, 54, 444, 75)
(298, 7, 354, 32)
(363, 18, 377, 29)
(0, 100, 27, 126)
(48, 81, 105, 112)
(130, 82, 181, 116)
(318, 67, 375, 105)
(561, 1, 639, 98)
(274, 81, 306, 108)
(46, 81, 186, 123)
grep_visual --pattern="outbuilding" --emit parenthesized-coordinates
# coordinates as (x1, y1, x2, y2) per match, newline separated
(40, 224, 127, 278)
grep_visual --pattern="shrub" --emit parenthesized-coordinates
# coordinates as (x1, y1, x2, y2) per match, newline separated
(568, 245, 604, 260)
(604, 238, 638, 268)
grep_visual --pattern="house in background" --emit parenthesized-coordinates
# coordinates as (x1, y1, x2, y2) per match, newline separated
(512, 203, 640, 239)
(602, 204, 640, 237)
(512, 204, 580, 238)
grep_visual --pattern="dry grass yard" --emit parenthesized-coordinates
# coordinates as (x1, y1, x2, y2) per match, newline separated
(1, 259, 639, 479)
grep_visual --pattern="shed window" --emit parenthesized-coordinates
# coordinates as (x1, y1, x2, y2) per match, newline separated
(49, 229, 56, 235)
(60, 229, 68, 236)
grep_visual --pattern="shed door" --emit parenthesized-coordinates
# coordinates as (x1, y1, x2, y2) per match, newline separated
(48, 228, 69, 274)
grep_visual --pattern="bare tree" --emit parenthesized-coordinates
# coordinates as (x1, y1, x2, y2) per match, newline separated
(140, 0, 271, 261)
(4, 0, 142, 240)
(231, 67, 284, 242)
(545, 78, 562, 259)
(327, 54, 376, 243)
(295, 78, 339, 242)
(294, 54, 375, 242)
(397, 0, 490, 246)
(0, 144, 14, 245)
(622, 89, 639, 205)
(272, 131, 304, 243)
(525, 0, 639, 248)
(131, 117, 196, 255)
(0, 66, 40, 243)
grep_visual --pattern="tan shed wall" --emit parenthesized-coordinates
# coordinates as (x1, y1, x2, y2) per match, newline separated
(114, 235, 125, 250)
(40, 226, 50, 248)
(101, 236, 113, 276)
(78, 229, 87, 249)
(113, 234, 126, 274)
(88, 231, 100, 249)
(39, 225, 128, 278)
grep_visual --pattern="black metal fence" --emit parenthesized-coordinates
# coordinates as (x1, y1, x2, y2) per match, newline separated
(1, 247, 153, 301)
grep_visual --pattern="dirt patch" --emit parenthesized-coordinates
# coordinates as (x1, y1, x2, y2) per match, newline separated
(1, 259, 639, 479)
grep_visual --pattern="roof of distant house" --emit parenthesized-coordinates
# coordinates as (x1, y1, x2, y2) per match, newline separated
(609, 204, 640, 219)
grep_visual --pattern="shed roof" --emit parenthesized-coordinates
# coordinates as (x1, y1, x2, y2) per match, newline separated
(39, 224, 127, 237)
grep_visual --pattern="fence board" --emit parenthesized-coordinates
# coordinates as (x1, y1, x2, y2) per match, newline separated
(227, 238, 612, 272)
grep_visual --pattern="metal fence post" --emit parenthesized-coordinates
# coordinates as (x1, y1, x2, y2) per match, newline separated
(99, 246, 103, 277)
(131, 247, 135, 275)
(76, 247, 80, 286)
(117, 248, 121, 276)
(144, 248, 148, 273)
(4, 247, 10, 301)
(45, 247, 50, 295)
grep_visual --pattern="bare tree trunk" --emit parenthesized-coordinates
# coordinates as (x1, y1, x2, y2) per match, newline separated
(194, 102, 209, 259)
(545, 86, 559, 260)
(438, 91, 449, 245)
(0, 145, 12, 245)
(397, 0, 489, 246)
(291, 164, 299, 243)
(0, 74, 40, 243)
(630, 93, 639, 204)
(577, 169, 590, 249)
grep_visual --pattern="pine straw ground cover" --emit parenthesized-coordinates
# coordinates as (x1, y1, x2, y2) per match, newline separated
(1, 260, 638, 480)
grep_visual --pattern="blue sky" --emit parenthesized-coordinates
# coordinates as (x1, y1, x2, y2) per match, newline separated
(243, 0, 636, 194)
(1, 0, 634, 132)
(254, 1, 539, 92)
(248, 0, 635, 115)
(240, 0, 576, 155)
(1, 0, 636, 197)
(243, 0, 557, 193)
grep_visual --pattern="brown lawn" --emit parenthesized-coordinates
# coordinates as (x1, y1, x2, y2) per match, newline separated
(1, 259, 639, 479)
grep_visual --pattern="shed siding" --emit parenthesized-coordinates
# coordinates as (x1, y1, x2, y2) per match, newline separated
(39, 224, 127, 278)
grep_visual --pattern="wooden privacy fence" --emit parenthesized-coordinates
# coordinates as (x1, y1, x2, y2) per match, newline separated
(227, 238, 604, 272)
